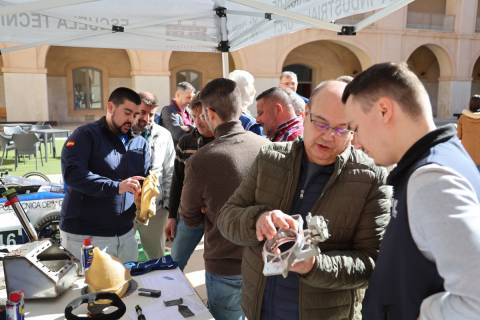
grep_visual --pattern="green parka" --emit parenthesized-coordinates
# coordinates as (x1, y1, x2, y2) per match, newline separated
(217, 140, 391, 320)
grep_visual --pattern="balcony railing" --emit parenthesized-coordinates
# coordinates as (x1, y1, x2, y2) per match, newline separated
(476, 17, 480, 32)
(407, 11, 455, 32)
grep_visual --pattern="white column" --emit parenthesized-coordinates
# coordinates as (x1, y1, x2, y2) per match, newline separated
(4, 72, 49, 121)
(131, 74, 171, 106)
(438, 79, 472, 119)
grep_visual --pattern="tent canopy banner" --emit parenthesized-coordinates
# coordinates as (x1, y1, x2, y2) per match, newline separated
(0, 0, 412, 53)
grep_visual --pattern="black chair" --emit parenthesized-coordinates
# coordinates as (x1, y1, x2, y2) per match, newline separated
(12, 133, 43, 170)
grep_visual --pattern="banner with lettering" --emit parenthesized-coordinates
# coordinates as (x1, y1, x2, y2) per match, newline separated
(0, 0, 402, 52)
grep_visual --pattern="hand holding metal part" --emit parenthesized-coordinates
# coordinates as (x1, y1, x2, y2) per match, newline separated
(262, 213, 330, 278)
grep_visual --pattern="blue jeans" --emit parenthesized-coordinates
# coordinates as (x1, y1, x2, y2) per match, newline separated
(170, 217, 204, 270)
(205, 272, 245, 320)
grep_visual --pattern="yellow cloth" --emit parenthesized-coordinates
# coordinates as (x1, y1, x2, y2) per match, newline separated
(85, 247, 131, 298)
(135, 173, 160, 225)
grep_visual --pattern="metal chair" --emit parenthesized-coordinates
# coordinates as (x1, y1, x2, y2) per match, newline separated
(12, 133, 43, 170)
(31, 124, 54, 155)
(0, 133, 15, 166)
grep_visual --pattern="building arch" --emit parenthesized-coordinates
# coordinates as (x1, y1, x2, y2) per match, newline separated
(45, 46, 132, 123)
(404, 43, 454, 78)
(282, 40, 365, 97)
(168, 51, 236, 96)
(471, 56, 480, 96)
(279, 36, 372, 76)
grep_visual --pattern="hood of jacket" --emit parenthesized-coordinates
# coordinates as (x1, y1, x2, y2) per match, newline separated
(461, 109, 480, 119)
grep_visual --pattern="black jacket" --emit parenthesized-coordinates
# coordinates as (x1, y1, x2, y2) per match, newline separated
(60, 117, 150, 236)
(168, 128, 213, 220)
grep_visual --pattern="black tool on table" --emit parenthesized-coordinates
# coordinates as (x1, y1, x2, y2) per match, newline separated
(138, 288, 161, 298)
(178, 304, 195, 318)
(135, 305, 146, 320)
(164, 298, 183, 307)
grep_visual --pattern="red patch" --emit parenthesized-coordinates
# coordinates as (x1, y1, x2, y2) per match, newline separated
(66, 140, 75, 148)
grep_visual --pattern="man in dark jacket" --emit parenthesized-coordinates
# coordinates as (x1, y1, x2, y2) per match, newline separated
(165, 95, 214, 270)
(60, 87, 150, 262)
(159, 81, 195, 145)
(217, 80, 391, 320)
(343, 62, 480, 319)
(179, 78, 268, 320)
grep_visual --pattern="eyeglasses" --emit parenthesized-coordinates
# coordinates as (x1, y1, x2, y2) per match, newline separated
(308, 112, 352, 137)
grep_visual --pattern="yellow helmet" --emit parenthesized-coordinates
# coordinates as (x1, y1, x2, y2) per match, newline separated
(85, 247, 131, 298)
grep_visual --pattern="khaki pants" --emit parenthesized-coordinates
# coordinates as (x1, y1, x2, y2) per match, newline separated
(136, 207, 169, 259)
(60, 227, 138, 263)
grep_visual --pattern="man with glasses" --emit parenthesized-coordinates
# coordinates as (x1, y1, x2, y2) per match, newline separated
(217, 80, 391, 319)
(179, 78, 268, 320)
(165, 94, 214, 270)
(256, 87, 303, 142)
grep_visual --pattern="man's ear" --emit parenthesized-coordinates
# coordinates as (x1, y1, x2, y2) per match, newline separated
(274, 102, 283, 115)
(376, 97, 394, 124)
(107, 101, 115, 114)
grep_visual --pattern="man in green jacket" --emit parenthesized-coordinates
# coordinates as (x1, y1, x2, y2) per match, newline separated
(217, 80, 391, 320)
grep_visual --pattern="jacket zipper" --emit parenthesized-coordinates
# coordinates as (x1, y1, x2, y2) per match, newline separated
(120, 138, 132, 213)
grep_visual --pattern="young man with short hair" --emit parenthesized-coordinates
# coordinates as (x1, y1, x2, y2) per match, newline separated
(343, 62, 480, 319)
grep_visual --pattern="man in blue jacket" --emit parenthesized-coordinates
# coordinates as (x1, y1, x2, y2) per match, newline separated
(60, 87, 150, 262)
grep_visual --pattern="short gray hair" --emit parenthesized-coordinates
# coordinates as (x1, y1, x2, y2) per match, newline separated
(176, 81, 195, 93)
(280, 71, 298, 83)
(256, 87, 294, 113)
(138, 91, 158, 107)
(284, 88, 305, 115)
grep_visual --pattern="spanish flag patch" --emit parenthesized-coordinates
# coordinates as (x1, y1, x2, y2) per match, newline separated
(66, 140, 75, 148)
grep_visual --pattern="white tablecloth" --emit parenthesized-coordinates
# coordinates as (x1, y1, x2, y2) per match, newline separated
(23, 268, 213, 320)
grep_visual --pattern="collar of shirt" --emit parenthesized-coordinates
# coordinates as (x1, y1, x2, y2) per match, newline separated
(272, 116, 303, 142)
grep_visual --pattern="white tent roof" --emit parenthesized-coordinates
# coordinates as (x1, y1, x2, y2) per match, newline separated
(0, 0, 414, 54)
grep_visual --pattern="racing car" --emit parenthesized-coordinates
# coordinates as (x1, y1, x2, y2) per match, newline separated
(0, 172, 63, 246)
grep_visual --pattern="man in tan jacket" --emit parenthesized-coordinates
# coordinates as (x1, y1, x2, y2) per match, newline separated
(217, 80, 391, 320)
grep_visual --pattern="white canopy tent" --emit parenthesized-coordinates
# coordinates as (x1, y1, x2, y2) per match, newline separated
(0, 0, 414, 76)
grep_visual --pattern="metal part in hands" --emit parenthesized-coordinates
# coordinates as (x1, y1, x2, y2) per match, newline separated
(262, 213, 330, 278)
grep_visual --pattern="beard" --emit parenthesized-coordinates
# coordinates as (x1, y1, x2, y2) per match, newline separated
(133, 119, 148, 133)
(112, 118, 132, 134)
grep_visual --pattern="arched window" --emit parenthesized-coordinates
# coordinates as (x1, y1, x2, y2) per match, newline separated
(176, 70, 202, 91)
(282, 64, 313, 98)
(72, 67, 103, 109)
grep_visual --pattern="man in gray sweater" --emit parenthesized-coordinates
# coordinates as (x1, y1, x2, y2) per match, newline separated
(179, 78, 268, 320)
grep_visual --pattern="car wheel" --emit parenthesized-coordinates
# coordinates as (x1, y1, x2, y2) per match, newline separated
(35, 212, 61, 244)
(23, 171, 51, 182)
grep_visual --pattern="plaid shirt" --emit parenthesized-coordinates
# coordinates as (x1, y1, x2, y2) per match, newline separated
(271, 116, 304, 142)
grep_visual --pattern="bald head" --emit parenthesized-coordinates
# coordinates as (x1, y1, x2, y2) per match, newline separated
(310, 80, 347, 107)
(303, 80, 351, 165)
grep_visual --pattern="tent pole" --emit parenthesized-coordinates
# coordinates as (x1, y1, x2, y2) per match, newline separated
(222, 52, 229, 78)
(216, 7, 230, 78)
